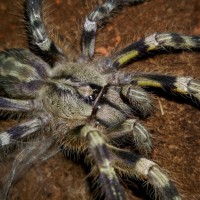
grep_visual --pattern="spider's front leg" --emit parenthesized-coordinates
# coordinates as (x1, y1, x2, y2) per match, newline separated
(81, 0, 146, 59)
(132, 74, 200, 102)
(112, 72, 200, 102)
(25, 0, 64, 61)
(98, 33, 200, 71)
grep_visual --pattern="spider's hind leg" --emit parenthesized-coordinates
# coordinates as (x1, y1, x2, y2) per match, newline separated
(59, 125, 126, 200)
(110, 146, 181, 200)
(0, 114, 50, 148)
(111, 72, 200, 103)
(1, 137, 55, 200)
(0, 97, 37, 112)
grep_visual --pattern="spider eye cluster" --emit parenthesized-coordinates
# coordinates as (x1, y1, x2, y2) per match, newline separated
(77, 85, 100, 103)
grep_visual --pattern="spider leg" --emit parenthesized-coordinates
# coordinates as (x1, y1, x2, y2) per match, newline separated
(111, 72, 200, 102)
(25, 0, 64, 61)
(0, 114, 50, 148)
(108, 119, 152, 155)
(59, 125, 125, 200)
(0, 97, 38, 112)
(1, 137, 56, 200)
(95, 85, 152, 126)
(81, 0, 146, 59)
(98, 33, 200, 71)
(0, 49, 50, 98)
(94, 86, 132, 127)
(110, 146, 181, 200)
(121, 85, 153, 117)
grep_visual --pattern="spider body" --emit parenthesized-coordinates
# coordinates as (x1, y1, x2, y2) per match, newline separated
(0, 0, 200, 200)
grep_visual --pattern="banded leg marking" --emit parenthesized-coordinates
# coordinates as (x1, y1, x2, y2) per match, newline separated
(87, 127, 125, 200)
(82, 0, 146, 58)
(0, 49, 51, 98)
(111, 73, 200, 101)
(99, 33, 200, 71)
(0, 115, 49, 147)
(131, 74, 200, 101)
(25, 0, 63, 57)
(0, 97, 38, 112)
(59, 125, 125, 200)
(108, 119, 152, 155)
(110, 147, 181, 200)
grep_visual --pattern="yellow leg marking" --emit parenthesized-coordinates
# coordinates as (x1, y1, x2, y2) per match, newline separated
(116, 50, 139, 66)
(136, 80, 162, 88)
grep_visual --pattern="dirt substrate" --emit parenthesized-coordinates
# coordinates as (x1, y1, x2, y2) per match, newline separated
(0, 0, 200, 200)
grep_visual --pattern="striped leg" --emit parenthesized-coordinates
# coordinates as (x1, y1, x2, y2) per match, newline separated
(110, 146, 181, 200)
(98, 33, 200, 71)
(121, 85, 153, 118)
(0, 114, 50, 148)
(108, 119, 152, 155)
(59, 125, 125, 200)
(82, 0, 146, 59)
(0, 97, 38, 112)
(25, 0, 63, 61)
(0, 49, 50, 99)
(111, 73, 200, 102)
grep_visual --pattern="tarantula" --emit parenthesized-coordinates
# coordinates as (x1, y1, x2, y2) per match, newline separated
(0, 0, 200, 199)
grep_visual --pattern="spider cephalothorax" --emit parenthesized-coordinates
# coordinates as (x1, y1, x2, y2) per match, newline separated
(0, 0, 200, 200)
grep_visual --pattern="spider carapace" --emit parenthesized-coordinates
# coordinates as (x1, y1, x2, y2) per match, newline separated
(0, 0, 200, 200)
